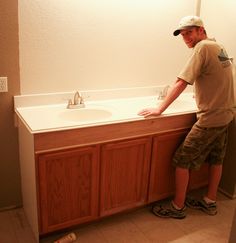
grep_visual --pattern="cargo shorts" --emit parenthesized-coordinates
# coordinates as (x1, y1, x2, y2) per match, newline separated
(172, 123, 229, 170)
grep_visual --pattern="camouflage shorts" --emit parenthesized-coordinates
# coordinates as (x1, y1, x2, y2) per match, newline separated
(172, 123, 229, 170)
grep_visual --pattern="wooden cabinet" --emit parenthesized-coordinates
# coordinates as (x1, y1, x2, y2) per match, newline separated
(36, 128, 208, 235)
(18, 110, 200, 240)
(148, 129, 208, 203)
(100, 137, 152, 216)
(36, 130, 208, 234)
(37, 145, 100, 234)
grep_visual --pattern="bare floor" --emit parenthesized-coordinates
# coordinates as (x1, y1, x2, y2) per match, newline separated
(1, 190, 235, 243)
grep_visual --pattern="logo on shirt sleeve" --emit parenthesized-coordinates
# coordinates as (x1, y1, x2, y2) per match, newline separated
(218, 49, 231, 68)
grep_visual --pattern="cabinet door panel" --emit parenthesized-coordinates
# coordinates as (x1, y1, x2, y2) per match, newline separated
(148, 130, 189, 202)
(100, 137, 152, 216)
(38, 146, 99, 234)
(149, 129, 208, 203)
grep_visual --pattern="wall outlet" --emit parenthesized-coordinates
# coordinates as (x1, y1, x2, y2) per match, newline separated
(0, 77, 8, 92)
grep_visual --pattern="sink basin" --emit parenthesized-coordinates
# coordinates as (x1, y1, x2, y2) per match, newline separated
(168, 99, 197, 110)
(59, 107, 113, 122)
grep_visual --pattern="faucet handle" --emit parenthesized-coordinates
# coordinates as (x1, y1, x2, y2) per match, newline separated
(80, 96, 84, 104)
(67, 99, 73, 108)
(79, 94, 91, 104)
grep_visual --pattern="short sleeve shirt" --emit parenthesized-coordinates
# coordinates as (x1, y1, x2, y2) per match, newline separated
(178, 38, 235, 127)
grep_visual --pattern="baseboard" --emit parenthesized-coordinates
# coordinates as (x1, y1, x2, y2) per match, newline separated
(219, 187, 236, 199)
(0, 205, 22, 212)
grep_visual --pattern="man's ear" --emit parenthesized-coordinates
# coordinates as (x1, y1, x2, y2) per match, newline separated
(199, 26, 206, 34)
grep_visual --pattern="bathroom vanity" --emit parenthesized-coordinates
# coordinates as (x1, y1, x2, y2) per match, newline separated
(15, 88, 208, 241)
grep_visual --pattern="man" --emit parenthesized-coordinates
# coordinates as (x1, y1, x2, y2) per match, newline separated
(138, 16, 235, 219)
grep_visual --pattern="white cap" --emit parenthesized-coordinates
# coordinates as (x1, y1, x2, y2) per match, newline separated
(173, 15, 204, 36)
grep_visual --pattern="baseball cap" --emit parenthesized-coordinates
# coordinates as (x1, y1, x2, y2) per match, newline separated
(173, 15, 204, 36)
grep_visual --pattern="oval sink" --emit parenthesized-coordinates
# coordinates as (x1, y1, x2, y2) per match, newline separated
(59, 107, 113, 122)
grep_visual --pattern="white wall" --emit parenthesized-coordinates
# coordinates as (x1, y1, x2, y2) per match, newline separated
(19, 0, 196, 94)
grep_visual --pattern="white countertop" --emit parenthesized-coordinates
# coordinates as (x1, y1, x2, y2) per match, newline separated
(14, 87, 197, 134)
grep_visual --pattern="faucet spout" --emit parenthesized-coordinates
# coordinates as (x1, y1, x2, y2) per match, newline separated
(73, 91, 81, 105)
(158, 85, 170, 100)
(67, 91, 85, 109)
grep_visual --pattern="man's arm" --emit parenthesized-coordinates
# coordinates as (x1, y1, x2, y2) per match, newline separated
(138, 79, 188, 117)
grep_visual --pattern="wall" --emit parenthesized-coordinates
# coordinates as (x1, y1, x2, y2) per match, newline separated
(18, 0, 196, 94)
(0, 0, 21, 209)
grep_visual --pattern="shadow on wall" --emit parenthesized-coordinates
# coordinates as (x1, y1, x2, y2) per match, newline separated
(0, 0, 21, 209)
(229, 207, 236, 243)
(220, 116, 236, 198)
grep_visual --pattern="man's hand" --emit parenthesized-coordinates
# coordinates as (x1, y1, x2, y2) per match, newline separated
(138, 79, 188, 118)
(137, 108, 162, 117)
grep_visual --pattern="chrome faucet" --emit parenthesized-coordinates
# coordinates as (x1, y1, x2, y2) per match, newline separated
(157, 85, 170, 100)
(73, 91, 83, 105)
(67, 91, 85, 109)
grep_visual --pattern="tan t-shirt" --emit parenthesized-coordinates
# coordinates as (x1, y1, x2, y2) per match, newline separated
(178, 38, 235, 127)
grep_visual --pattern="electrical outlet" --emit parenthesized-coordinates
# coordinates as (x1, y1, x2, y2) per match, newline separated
(0, 77, 8, 92)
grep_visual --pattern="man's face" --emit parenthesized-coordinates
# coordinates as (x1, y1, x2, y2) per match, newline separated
(180, 27, 203, 48)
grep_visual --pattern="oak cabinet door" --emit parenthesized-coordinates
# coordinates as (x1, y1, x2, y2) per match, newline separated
(100, 137, 152, 216)
(148, 129, 208, 203)
(37, 145, 99, 234)
(148, 130, 189, 202)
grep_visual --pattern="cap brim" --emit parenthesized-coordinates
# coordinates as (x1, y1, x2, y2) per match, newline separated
(173, 25, 203, 36)
(173, 29, 181, 36)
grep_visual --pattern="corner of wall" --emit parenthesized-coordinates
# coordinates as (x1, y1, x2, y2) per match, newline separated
(195, 0, 201, 16)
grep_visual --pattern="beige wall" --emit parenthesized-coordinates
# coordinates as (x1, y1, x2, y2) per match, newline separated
(0, 0, 21, 208)
(18, 0, 195, 94)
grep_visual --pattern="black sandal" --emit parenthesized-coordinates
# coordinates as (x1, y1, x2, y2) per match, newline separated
(185, 197, 217, 215)
(152, 204, 186, 219)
